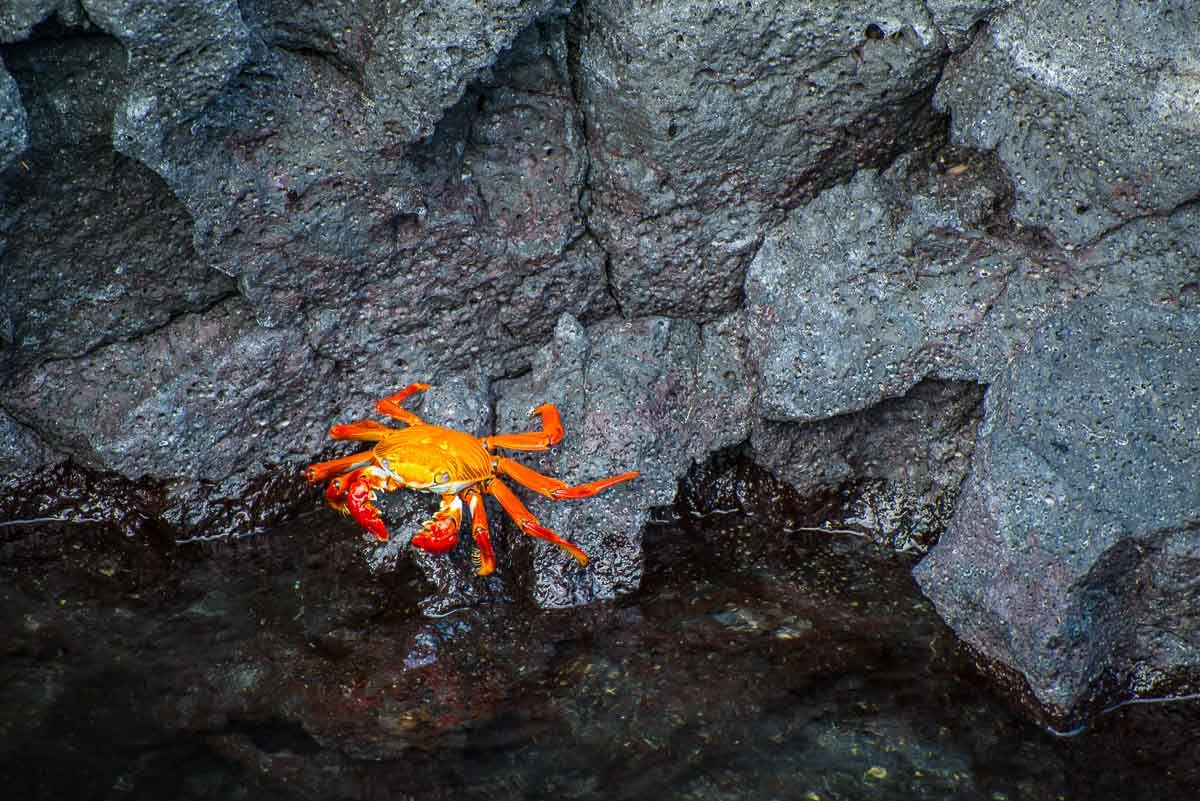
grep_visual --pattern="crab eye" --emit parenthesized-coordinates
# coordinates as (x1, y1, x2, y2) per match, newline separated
(437, 471, 451, 483)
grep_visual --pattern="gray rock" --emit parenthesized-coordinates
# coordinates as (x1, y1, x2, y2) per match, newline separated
(80, 0, 588, 339)
(935, 0, 1200, 246)
(745, 156, 1084, 423)
(0, 1, 88, 42)
(493, 311, 753, 607)
(0, 406, 57, 473)
(914, 297, 1200, 721)
(0, 38, 236, 374)
(925, 0, 1011, 50)
(0, 13, 614, 537)
(1083, 203, 1200, 309)
(4, 298, 337, 506)
(575, 0, 948, 318)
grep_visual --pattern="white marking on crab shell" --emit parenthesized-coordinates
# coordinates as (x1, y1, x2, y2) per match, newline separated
(427, 479, 480, 495)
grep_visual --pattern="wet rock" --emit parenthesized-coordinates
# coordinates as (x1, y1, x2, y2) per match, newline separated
(935, 0, 1200, 246)
(1, 14, 612, 535)
(4, 300, 338, 533)
(915, 297, 1200, 724)
(492, 312, 753, 607)
(0, 407, 56, 473)
(575, 0, 948, 318)
(752, 379, 985, 553)
(7, 508, 1199, 800)
(745, 153, 1085, 423)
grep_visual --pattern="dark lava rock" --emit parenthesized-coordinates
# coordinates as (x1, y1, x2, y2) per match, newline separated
(925, 0, 1010, 51)
(0, 36, 236, 374)
(493, 312, 753, 607)
(935, 0, 1200, 246)
(744, 152, 1083, 423)
(0, 11, 615, 537)
(915, 297, 1200, 725)
(0, 58, 26, 171)
(575, 0, 949, 318)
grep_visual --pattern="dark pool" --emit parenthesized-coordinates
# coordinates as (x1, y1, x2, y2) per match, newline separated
(2, 509, 1198, 800)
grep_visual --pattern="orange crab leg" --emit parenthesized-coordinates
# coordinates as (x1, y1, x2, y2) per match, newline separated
(329, 419, 394, 441)
(480, 403, 565, 451)
(411, 493, 463, 554)
(305, 450, 375, 483)
(375, 383, 431, 426)
(495, 457, 640, 500)
(463, 486, 496, 576)
(486, 478, 588, 567)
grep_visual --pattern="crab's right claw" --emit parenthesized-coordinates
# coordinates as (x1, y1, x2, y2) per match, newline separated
(343, 476, 390, 541)
(411, 494, 463, 554)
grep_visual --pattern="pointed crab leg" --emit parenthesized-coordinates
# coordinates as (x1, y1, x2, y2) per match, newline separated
(411, 493, 463, 554)
(480, 403, 564, 452)
(486, 478, 588, 567)
(375, 383, 431, 427)
(305, 450, 375, 483)
(329, 419, 394, 441)
(462, 486, 496, 576)
(495, 456, 640, 500)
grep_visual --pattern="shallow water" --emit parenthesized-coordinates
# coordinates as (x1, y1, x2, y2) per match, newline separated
(2, 510, 1198, 800)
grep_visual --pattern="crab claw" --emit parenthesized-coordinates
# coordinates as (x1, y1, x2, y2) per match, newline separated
(324, 475, 351, 514)
(411, 495, 463, 554)
(411, 519, 459, 553)
(326, 467, 392, 541)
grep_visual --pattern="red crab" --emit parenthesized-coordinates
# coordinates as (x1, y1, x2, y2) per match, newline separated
(306, 383, 639, 575)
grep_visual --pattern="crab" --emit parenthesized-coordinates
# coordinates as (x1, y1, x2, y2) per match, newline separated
(305, 383, 640, 575)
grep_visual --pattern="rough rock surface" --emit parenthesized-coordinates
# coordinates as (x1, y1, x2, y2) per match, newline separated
(575, 0, 948, 318)
(752, 379, 985, 553)
(0, 59, 26, 172)
(935, 0, 1200, 246)
(915, 298, 1200, 722)
(745, 152, 1079, 423)
(0, 37, 236, 374)
(493, 312, 752, 607)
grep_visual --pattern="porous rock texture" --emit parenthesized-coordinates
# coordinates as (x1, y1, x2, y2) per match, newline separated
(915, 298, 1200, 722)
(2, 0, 1199, 725)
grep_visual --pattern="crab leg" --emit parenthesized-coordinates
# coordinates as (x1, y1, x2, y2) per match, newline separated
(486, 478, 588, 567)
(480, 403, 564, 452)
(375, 383, 431, 426)
(411, 493, 463, 554)
(495, 457, 640, 500)
(463, 486, 496, 576)
(329, 419, 394, 441)
(305, 450, 375, 483)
